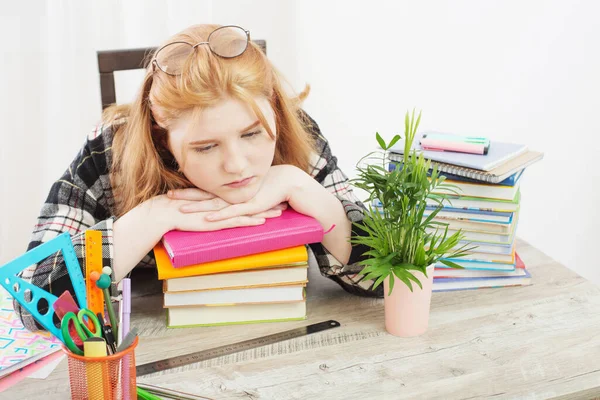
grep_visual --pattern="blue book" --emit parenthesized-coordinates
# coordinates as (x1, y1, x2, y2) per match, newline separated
(424, 205, 513, 221)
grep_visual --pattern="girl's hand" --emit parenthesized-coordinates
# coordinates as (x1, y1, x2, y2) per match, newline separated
(163, 188, 286, 230)
(200, 165, 306, 222)
(149, 192, 259, 232)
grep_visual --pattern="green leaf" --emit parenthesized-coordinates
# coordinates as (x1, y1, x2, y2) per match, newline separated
(404, 270, 424, 290)
(439, 260, 464, 269)
(376, 132, 386, 150)
(395, 271, 414, 292)
(388, 134, 401, 149)
(388, 273, 395, 295)
(373, 273, 388, 290)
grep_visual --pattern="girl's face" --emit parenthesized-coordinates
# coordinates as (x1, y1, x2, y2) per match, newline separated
(167, 96, 277, 204)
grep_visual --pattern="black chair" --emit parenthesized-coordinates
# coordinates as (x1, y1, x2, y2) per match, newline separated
(97, 40, 267, 110)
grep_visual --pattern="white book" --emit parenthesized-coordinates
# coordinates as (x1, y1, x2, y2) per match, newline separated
(164, 285, 306, 307)
(427, 209, 512, 223)
(428, 227, 515, 245)
(430, 217, 513, 234)
(167, 301, 307, 327)
(164, 266, 308, 292)
(453, 241, 515, 255)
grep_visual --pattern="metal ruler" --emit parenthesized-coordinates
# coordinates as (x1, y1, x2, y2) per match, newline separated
(136, 320, 341, 376)
(84, 230, 104, 316)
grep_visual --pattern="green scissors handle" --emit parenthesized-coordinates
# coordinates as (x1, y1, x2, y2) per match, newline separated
(61, 308, 103, 355)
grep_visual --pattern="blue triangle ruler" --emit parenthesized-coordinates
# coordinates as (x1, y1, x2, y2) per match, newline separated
(0, 232, 87, 344)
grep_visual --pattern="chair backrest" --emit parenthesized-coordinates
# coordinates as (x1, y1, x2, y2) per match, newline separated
(97, 40, 266, 110)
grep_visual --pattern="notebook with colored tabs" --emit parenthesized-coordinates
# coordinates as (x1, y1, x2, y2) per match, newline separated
(161, 209, 324, 268)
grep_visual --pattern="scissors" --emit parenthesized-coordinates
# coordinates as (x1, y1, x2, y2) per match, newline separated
(60, 308, 103, 355)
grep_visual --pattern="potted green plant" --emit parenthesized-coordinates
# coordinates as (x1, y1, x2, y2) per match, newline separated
(351, 109, 472, 337)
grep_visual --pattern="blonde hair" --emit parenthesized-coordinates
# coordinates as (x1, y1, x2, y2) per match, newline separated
(103, 24, 315, 217)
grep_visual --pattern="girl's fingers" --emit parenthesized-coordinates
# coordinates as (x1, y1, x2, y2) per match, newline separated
(273, 202, 288, 211)
(179, 197, 230, 213)
(168, 188, 214, 201)
(252, 208, 283, 219)
(205, 203, 255, 222)
(210, 216, 266, 230)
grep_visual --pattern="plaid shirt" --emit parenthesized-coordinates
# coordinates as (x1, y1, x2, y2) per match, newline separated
(16, 111, 382, 332)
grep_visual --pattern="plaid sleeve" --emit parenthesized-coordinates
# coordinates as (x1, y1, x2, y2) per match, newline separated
(300, 111, 383, 298)
(14, 123, 119, 332)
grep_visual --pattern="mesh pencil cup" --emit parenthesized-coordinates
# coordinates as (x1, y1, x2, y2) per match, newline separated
(62, 336, 139, 400)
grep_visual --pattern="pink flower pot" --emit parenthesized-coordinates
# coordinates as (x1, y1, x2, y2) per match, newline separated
(383, 264, 435, 337)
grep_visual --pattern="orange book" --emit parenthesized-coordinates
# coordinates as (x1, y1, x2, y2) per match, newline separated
(154, 243, 308, 280)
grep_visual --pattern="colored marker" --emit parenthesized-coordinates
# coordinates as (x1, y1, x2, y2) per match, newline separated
(83, 337, 111, 400)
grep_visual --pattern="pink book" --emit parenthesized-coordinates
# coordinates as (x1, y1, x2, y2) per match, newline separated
(162, 209, 324, 268)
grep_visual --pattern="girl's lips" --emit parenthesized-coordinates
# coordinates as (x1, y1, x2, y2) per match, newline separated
(225, 176, 254, 188)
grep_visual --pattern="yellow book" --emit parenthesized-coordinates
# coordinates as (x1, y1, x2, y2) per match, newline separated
(154, 243, 308, 280)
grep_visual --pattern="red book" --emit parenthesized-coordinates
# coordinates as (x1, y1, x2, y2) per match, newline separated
(162, 209, 324, 268)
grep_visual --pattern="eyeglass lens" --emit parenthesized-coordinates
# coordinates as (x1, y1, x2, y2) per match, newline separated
(154, 26, 248, 75)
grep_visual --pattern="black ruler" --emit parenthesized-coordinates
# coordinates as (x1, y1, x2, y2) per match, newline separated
(136, 320, 341, 376)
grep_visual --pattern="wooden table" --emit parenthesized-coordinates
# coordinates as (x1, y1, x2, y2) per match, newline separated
(5, 238, 600, 399)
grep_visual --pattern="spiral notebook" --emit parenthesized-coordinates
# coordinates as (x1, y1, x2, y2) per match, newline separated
(162, 209, 324, 268)
(390, 148, 544, 184)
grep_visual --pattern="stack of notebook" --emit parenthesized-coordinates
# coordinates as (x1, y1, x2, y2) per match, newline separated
(387, 131, 544, 292)
(0, 287, 63, 389)
(153, 209, 324, 328)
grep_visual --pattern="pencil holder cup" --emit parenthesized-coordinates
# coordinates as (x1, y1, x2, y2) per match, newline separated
(62, 336, 139, 400)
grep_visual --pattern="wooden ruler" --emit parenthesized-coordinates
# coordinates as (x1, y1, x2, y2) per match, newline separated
(85, 230, 104, 316)
(136, 320, 341, 376)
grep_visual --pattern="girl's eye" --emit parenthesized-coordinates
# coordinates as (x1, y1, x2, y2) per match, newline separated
(192, 130, 261, 153)
(242, 130, 262, 139)
(193, 144, 215, 153)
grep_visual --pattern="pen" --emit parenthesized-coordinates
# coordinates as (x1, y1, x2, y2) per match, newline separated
(84, 337, 111, 400)
(137, 382, 208, 400)
(95, 313, 111, 354)
(136, 386, 163, 400)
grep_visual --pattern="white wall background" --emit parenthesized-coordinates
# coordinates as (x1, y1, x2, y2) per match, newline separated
(1, 1, 599, 285)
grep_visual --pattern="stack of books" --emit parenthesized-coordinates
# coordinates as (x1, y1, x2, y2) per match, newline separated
(388, 132, 544, 292)
(153, 209, 324, 328)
